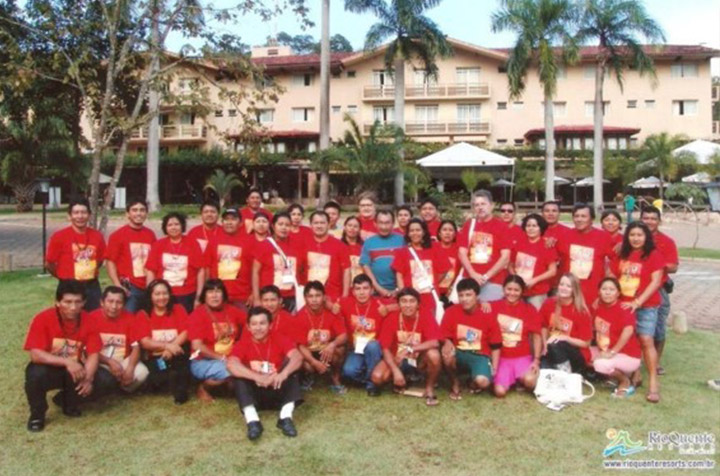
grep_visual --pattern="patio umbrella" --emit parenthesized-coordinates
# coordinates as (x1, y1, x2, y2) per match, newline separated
(631, 176, 665, 189)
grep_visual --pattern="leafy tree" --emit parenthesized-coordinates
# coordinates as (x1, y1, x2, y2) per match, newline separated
(271, 32, 354, 54)
(665, 183, 707, 205)
(515, 159, 545, 203)
(639, 133, 686, 200)
(204, 169, 242, 208)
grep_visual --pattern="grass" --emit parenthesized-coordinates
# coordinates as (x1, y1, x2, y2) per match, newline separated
(1, 270, 719, 475)
(678, 248, 720, 260)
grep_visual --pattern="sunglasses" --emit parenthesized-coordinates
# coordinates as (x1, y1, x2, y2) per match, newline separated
(499, 209, 514, 213)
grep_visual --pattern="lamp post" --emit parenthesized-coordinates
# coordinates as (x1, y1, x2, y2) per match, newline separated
(36, 178, 51, 276)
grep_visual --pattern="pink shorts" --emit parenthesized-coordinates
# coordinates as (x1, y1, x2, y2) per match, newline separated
(494, 355, 534, 389)
(590, 347, 641, 376)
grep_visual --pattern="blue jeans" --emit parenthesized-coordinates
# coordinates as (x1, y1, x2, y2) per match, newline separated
(656, 288, 671, 342)
(341, 340, 382, 389)
(190, 359, 230, 381)
(124, 284, 147, 314)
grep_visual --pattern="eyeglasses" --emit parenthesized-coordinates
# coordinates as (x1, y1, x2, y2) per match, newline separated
(499, 209, 514, 213)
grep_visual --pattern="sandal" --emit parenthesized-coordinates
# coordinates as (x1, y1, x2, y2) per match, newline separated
(611, 386, 636, 399)
(449, 391, 462, 401)
(646, 391, 661, 404)
(329, 385, 347, 395)
(657, 366, 666, 376)
(425, 395, 439, 407)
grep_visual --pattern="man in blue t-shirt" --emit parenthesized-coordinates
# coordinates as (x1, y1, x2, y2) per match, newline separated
(360, 209, 405, 299)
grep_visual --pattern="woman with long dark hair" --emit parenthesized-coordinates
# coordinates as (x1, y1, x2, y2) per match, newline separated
(342, 216, 364, 282)
(510, 213, 557, 310)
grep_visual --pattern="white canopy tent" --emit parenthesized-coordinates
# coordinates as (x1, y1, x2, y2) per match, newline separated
(673, 140, 720, 165)
(681, 172, 711, 184)
(416, 142, 515, 168)
(573, 177, 610, 187)
(631, 176, 666, 189)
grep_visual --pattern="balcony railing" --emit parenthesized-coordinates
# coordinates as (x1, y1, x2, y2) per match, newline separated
(130, 124, 207, 141)
(713, 121, 720, 138)
(363, 83, 491, 100)
(363, 121, 491, 135)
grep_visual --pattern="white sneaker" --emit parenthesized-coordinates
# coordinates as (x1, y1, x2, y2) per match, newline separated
(708, 379, 720, 391)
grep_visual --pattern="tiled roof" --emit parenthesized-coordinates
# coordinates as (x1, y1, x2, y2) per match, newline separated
(524, 125, 641, 139)
(492, 44, 719, 60)
(253, 52, 354, 72)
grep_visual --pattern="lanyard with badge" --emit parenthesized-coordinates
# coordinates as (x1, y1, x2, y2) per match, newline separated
(353, 301, 372, 354)
(407, 246, 445, 324)
(398, 312, 420, 367)
(267, 237, 296, 285)
(307, 308, 327, 349)
(251, 336, 274, 375)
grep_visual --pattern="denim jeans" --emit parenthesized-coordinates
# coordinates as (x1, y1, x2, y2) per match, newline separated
(656, 288, 671, 342)
(124, 284, 147, 314)
(341, 340, 382, 389)
(190, 358, 230, 381)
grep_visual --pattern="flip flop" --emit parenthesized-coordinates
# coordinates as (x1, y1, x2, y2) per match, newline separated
(646, 391, 660, 404)
(425, 395, 439, 407)
(449, 391, 462, 401)
(611, 386, 636, 399)
(657, 366, 666, 376)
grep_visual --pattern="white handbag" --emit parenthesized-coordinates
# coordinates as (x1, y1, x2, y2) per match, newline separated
(267, 237, 304, 309)
(449, 218, 476, 304)
(534, 369, 595, 411)
(407, 247, 445, 324)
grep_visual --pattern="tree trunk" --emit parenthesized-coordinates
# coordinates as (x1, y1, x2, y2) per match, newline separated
(543, 93, 555, 201)
(99, 138, 130, 233)
(659, 170, 664, 201)
(318, 0, 331, 207)
(393, 57, 405, 206)
(12, 182, 37, 212)
(592, 60, 606, 213)
(146, 1, 162, 212)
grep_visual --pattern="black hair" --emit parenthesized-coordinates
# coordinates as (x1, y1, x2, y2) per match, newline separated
(437, 219, 457, 241)
(246, 187, 262, 199)
(145, 279, 175, 315)
(287, 203, 305, 216)
(640, 206, 662, 220)
(419, 197, 438, 209)
(375, 208, 395, 221)
(161, 212, 187, 234)
(259, 285, 281, 298)
(395, 204, 414, 216)
(102, 285, 127, 303)
(499, 201, 516, 210)
(503, 274, 527, 291)
(125, 198, 148, 212)
(247, 306, 273, 324)
(309, 210, 329, 223)
(303, 280, 325, 296)
(404, 217, 432, 249)
(342, 216, 364, 245)
(67, 197, 90, 215)
(352, 274, 372, 287)
(598, 277, 621, 292)
(55, 280, 86, 301)
(620, 221, 655, 260)
(456, 278, 480, 295)
(572, 202, 596, 220)
(541, 200, 561, 211)
(253, 211, 271, 221)
(199, 279, 229, 304)
(396, 287, 420, 303)
(521, 213, 548, 235)
(200, 200, 220, 213)
(601, 210, 622, 224)
(323, 201, 341, 213)
(272, 211, 291, 226)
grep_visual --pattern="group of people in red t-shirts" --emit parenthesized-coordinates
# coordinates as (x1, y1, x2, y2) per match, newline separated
(24, 188, 678, 438)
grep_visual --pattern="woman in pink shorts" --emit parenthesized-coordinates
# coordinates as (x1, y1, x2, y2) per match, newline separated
(591, 277, 642, 398)
(491, 275, 543, 397)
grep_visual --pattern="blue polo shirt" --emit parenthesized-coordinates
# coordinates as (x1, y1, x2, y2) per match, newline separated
(359, 233, 405, 291)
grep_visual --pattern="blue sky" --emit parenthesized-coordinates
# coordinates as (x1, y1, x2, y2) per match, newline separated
(167, 0, 720, 73)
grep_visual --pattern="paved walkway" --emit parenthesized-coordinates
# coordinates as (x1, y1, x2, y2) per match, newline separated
(1, 213, 718, 331)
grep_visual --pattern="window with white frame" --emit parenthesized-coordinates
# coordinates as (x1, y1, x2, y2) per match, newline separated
(542, 101, 566, 117)
(512, 101, 524, 110)
(180, 113, 195, 125)
(607, 137, 618, 150)
(456, 67, 481, 84)
(347, 105, 358, 115)
(670, 63, 699, 78)
(514, 138, 524, 146)
(228, 109, 237, 117)
(373, 106, 395, 123)
(585, 101, 610, 117)
(413, 69, 437, 85)
(645, 99, 656, 109)
(308, 142, 317, 152)
(583, 65, 609, 79)
(292, 73, 313, 87)
(372, 70, 393, 86)
(556, 67, 567, 79)
(571, 137, 582, 150)
(627, 100, 637, 109)
(214, 110, 223, 118)
(276, 142, 286, 153)
(497, 101, 507, 110)
(415, 105, 439, 123)
(618, 137, 628, 149)
(585, 137, 593, 150)
(672, 100, 698, 116)
(178, 77, 198, 92)
(256, 109, 274, 124)
(292, 107, 315, 122)
(457, 104, 481, 123)
(332, 106, 341, 114)
(497, 139, 508, 145)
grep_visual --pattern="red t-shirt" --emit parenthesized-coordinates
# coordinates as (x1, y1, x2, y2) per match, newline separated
(23, 308, 102, 359)
(205, 231, 254, 301)
(230, 330, 296, 374)
(290, 225, 314, 247)
(187, 224, 221, 254)
(611, 249, 665, 308)
(457, 217, 511, 284)
(294, 306, 347, 352)
(511, 234, 559, 296)
(379, 310, 441, 356)
(607, 231, 623, 248)
(557, 227, 613, 304)
(392, 245, 451, 295)
(136, 306, 189, 352)
(240, 207, 274, 235)
(505, 223, 524, 249)
(539, 297, 593, 362)
(255, 237, 307, 297)
(145, 236, 205, 296)
(270, 309, 302, 344)
(88, 309, 144, 363)
(436, 242, 460, 294)
(425, 218, 441, 240)
(592, 301, 642, 358)
(358, 216, 378, 240)
(346, 242, 364, 282)
(441, 305, 502, 357)
(187, 304, 246, 357)
(339, 296, 385, 347)
(653, 231, 678, 284)
(304, 236, 351, 300)
(491, 299, 541, 358)
(46, 226, 106, 281)
(106, 225, 156, 288)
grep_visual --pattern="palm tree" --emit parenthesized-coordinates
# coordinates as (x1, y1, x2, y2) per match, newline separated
(318, 0, 331, 206)
(203, 169, 242, 208)
(345, 0, 451, 205)
(576, 0, 665, 211)
(491, 0, 578, 201)
(640, 133, 684, 201)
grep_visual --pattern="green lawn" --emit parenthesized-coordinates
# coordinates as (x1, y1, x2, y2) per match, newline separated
(1, 270, 718, 475)
(678, 248, 720, 260)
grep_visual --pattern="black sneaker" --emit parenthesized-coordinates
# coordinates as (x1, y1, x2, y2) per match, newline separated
(27, 417, 45, 432)
(276, 418, 298, 437)
(366, 386, 381, 397)
(62, 407, 82, 418)
(174, 393, 189, 405)
(247, 421, 263, 441)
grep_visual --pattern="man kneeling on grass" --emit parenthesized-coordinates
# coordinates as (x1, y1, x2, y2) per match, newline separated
(227, 307, 303, 440)
(23, 280, 117, 432)
(440, 278, 501, 400)
(371, 288, 442, 406)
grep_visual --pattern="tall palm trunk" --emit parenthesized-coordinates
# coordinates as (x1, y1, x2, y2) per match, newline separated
(543, 93, 555, 201)
(318, 0, 330, 206)
(592, 60, 606, 212)
(659, 169, 664, 201)
(12, 182, 37, 212)
(146, 0, 161, 212)
(393, 57, 405, 205)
